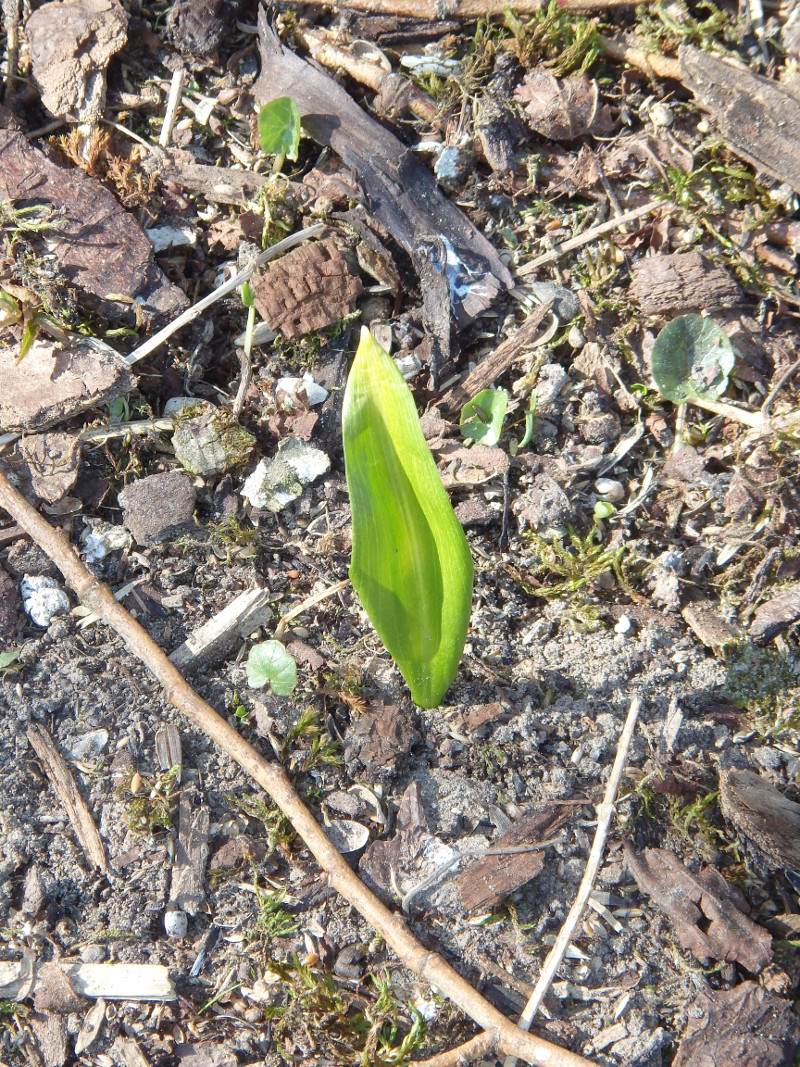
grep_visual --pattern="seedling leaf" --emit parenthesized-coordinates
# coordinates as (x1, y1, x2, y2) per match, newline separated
(246, 640, 297, 696)
(258, 97, 301, 162)
(343, 327, 474, 708)
(651, 314, 735, 404)
(460, 388, 508, 446)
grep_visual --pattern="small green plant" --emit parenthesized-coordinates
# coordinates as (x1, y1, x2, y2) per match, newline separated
(343, 327, 473, 708)
(0, 650, 18, 677)
(651, 314, 734, 406)
(246, 640, 297, 697)
(126, 767, 179, 835)
(258, 96, 301, 173)
(460, 388, 507, 446)
(254, 884, 299, 939)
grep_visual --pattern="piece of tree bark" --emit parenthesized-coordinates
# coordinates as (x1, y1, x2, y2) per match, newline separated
(169, 588, 273, 670)
(624, 843, 772, 972)
(680, 44, 800, 194)
(629, 252, 740, 316)
(160, 162, 271, 206)
(0, 466, 593, 1067)
(439, 299, 554, 417)
(254, 12, 512, 328)
(169, 792, 209, 916)
(0, 107, 186, 326)
(27, 724, 108, 872)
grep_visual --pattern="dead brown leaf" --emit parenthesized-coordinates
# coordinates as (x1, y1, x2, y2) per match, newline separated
(624, 843, 772, 972)
(515, 71, 613, 141)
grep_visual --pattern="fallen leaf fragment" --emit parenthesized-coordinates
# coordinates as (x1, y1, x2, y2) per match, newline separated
(624, 843, 772, 972)
(672, 981, 800, 1067)
(515, 70, 613, 140)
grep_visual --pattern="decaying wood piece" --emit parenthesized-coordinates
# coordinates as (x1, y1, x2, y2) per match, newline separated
(0, 108, 186, 326)
(680, 45, 800, 194)
(624, 843, 773, 972)
(169, 791, 210, 916)
(599, 35, 681, 81)
(255, 13, 513, 328)
(170, 588, 273, 670)
(0, 467, 594, 1067)
(439, 299, 555, 417)
(719, 766, 800, 871)
(452, 805, 570, 914)
(249, 235, 363, 339)
(0, 960, 175, 1001)
(629, 251, 740, 316)
(26, 724, 108, 872)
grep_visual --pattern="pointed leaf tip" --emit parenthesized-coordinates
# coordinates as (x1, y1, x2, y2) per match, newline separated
(343, 329, 473, 707)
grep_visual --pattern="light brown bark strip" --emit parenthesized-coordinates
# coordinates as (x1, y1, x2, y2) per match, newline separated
(0, 468, 594, 1067)
(299, 0, 646, 15)
(27, 724, 108, 873)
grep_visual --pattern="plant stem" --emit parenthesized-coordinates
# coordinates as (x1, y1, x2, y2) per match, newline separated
(272, 151, 286, 174)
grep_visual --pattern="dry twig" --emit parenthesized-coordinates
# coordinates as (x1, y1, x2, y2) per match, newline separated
(504, 695, 642, 1067)
(0, 468, 595, 1067)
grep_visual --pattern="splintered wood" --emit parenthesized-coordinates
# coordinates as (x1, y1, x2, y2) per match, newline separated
(249, 236, 363, 340)
(27, 724, 108, 872)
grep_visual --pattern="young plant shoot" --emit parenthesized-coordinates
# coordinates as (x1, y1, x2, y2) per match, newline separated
(343, 327, 473, 708)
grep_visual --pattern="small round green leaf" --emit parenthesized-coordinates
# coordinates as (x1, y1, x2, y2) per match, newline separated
(593, 500, 615, 521)
(246, 640, 297, 696)
(257, 97, 301, 161)
(651, 314, 735, 404)
(460, 388, 508, 446)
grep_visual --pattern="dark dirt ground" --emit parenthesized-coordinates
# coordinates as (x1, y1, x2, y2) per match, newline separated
(1, 1, 800, 1066)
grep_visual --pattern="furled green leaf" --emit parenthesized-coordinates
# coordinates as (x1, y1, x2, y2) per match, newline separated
(246, 640, 297, 696)
(257, 97, 301, 161)
(460, 388, 508, 446)
(651, 314, 735, 404)
(343, 327, 473, 708)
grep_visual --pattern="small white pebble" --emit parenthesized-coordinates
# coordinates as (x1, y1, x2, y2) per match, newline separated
(21, 575, 70, 627)
(614, 615, 632, 635)
(595, 478, 625, 503)
(164, 905, 188, 939)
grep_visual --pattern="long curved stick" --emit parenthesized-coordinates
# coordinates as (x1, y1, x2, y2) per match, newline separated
(0, 468, 594, 1067)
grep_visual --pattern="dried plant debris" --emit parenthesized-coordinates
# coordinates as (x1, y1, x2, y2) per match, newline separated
(630, 252, 740, 317)
(255, 14, 512, 327)
(718, 766, 800, 873)
(0, 339, 133, 433)
(515, 71, 613, 141)
(672, 981, 800, 1067)
(249, 236, 363, 340)
(624, 844, 772, 972)
(0, 108, 186, 325)
(26, 0, 128, 124)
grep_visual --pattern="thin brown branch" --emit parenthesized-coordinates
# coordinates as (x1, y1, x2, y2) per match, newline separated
(0, 468, 596, 1067)
(599, 35, 682, 81)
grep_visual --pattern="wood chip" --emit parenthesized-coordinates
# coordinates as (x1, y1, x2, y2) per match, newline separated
(169, 588, 273, 670)
(719, 766, 800, 871)
(27, 724, 108, 872)
(0, 961, 175, 1001)
(31, 1010, 68, 1067)
(0, 339, 133, 434)
(681, 600, 742, 653)
(169, 791, 209, 917)
(74, 997, 106, 1055)
(452, 806, 570, 914)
